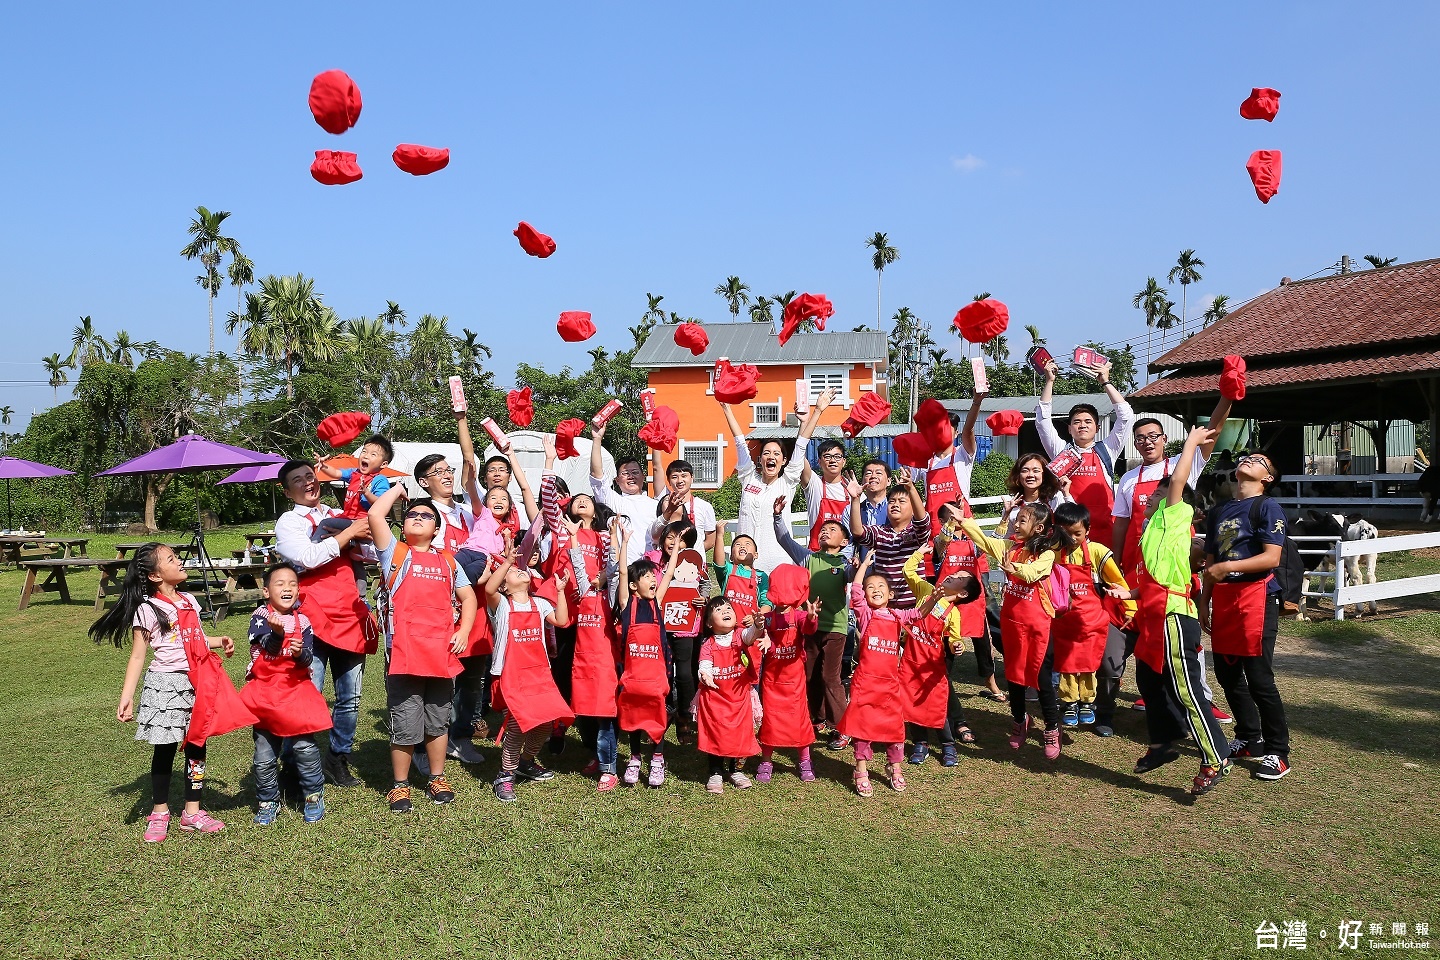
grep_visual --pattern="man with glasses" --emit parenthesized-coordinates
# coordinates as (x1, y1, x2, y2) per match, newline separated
(273, 459, 377, 788)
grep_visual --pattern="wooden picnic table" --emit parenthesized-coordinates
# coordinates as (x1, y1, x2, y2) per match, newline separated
(17, 558, 128, 612)
(114, 542, 187, 560)
(243, 531, 277, 549)
(1, 534, 90, 565)
(183, 559, 269, 621)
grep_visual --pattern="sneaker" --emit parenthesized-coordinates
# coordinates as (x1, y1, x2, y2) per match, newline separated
(1008, 715, 1031, 750)
(754, 761, 774, 784)
(253, 801, 280, 826)
(827, 734, 851, 751)
(178, 810, 225, 833)
(447, 738, 485, 765)
(1211, 705, 1234, 724)
(730, 770, 753, 789)
(426, 775, 456, 804)
(647, 754, 667, 788)
(940, 743, 959, 767)
(1190, 759, 1233, 796)
(1078, 702, 1096, 726)
(1042, 727, 1062, 761)
(798, 760, 816, 782)
(1228, 738, 1262, 759)
(622, 756, 643, 786)
(1061, 702, 1080, 728)
(471, 717, 491, 742)
(886, 763, 907, 793)
(303, 792, 325, 822)
(412, 750, 431, 777)
(1094, 724, 1115, 738)
(596, 773, 619, 793)
(1253, 755, 1291, 781)
(706, 774, 725, 794)
(143, 810, 171, 842)
(1132, 697, 1147, 712)
(492, 776, 516, 803)
(907, 741, 929, 765)
(581, 759, 600, 777)
(517, 759, 555, 783)
(1134, 746, 1181, 774)
(387, 784, 413, 813)
(323, 750, 361, 788)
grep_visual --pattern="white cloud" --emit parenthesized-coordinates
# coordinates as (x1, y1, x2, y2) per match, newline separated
(951, 153, 986, 173)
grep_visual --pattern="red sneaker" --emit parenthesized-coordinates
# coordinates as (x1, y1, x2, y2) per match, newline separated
(1211, 705, 1233, 723)
(1132, 697, 1147, 712)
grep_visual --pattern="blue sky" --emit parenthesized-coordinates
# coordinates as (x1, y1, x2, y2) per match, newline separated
(2, 3, 1437, 429)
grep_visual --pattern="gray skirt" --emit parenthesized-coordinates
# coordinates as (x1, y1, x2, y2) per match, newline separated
(135, 670, 195, 745)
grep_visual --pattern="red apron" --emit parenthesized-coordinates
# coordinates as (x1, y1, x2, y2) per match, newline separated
(1051, 542, 1110, 675)
(837, 614, 906, 743)
(1133, 566, 1193, 673)
(808, 482, 851, 551)
(696, 637, 759, 758)
(925, 461, 973, 530)
(899, 612, 950, 728)
(617, 613, 670, 741)
(388, 548, 462, 678)
(299, 513, 378, 655)
(758, 612, 812, 748)
(173, 596, 257, 747)
(569, 592, 619, 717)
(723, 565, 760, 623)
(340, 470, 369, 519)
(999, 549, 1052, 689)
(1068, 448, 1116, 548)
(1209, 579, 1269, 658)
(240, 610, 333, 737)
(492, 599, 574, 733)
(1121, 459, 1170, 579)
(937, 536, 989, 638)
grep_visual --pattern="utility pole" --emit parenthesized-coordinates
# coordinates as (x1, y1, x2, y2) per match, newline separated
(1339, 254, 1353, 275)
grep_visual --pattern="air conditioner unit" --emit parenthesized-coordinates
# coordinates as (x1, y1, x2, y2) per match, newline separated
(785, 413, 801, 427)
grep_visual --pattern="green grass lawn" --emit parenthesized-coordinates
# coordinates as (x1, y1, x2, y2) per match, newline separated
(1, 528, 1437, 958)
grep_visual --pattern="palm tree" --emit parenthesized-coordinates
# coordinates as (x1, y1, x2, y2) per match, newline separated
(379, 300, 407, 329)
(982, 335, 1010, 364)
(249, 273, 337, 400)
(180, 206, 238, 355)
(1132, 277, 1166, 384)
(1023, 325, 1047, 392)
(1364, 254, 1398, 269)
(1167, 249, 1205, 339)
(41, 354, 71, 402)
(227, 251, 254, 354)
(109, 330, 138, 368)
(409, 314, 454, 382)
(456, 328, 491, 377)
(1202, 294, 1231, 328)
(749, 295, 775, 329)
(342, 316, 392, 407)
(68, 316, 109, 367)
(974, 292, 991, 300)
(865, 232, 899, 326)
(714, 276, 751, 321)
(587, 345, 610, 368)
(1156, 298, 1180, 351)
(643, 293, 666, 325)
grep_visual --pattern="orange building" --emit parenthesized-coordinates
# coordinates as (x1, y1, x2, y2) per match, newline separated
(630, 323, 890, 490)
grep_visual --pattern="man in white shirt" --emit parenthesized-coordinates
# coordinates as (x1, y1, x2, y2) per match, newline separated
(653, 459, 718, 556)
(589, 421, 657, 570)
(800, 438, 853, 553)
(1035, 356, 1133, 548)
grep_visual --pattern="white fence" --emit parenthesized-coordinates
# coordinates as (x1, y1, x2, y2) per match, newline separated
(1275, 473, 1422, 511)
(1297, 529, 1440, 620)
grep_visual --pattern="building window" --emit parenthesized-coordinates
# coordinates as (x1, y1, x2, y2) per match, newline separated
(751, 402, 781, 427)
(804, 365, 850, 407)
(680, 442, 723, 488)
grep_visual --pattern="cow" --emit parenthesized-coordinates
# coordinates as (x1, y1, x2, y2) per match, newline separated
(1295, 510, 1379, 619)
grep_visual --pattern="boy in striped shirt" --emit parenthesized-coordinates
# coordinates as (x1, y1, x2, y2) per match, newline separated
(848, 469, 931, 610)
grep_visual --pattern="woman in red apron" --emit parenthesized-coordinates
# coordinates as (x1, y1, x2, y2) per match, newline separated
(1050, 503, 1134, 729)
(756, 600, 819, 784)
(696, 598, 762, 792)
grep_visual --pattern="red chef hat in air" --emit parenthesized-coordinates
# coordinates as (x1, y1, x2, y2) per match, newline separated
(954, 299, 1010, 344)
(841, 392, 893, 438)
(914, 398, 955, 456)
(316, 411, 372, 448)
(1239, 87, 1282, 122)
(892, 432, 933, 469)
(767, 564, 812, 609)
(638, 405, 680, 453)
(310, 150, 363, 186)
(392, 144, 450, 176)
(986, 410, 1024, 436)
(309, 70, 363, 135)
(555, 418, 585, 460)
(674, 322, 709, 356)
(506, 386, 535, 428)
(557, 311, 597, 343)
(778, 293, 835, 347)
(713, 359, 761, 404)
(514, 222, 556, 258)
(1247, 150, 1282, 204)
(1219, 355, 1247, 401)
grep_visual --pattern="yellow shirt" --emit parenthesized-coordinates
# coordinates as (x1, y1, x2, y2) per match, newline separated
(957, 517, 1055, 584)
(1061, 541, 1137, 621)
(902, 547, 967, 650)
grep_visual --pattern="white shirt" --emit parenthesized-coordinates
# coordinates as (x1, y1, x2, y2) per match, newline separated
(923, 444, 976, 500)
(274, 504, 343, 573)
(805, 474, 850, 530)
(1112, 451, 1208, 519)
(735, 437, 811, 573)
(650, 493, 717, 546)
(488, 595, 555, 676)
(1035, 397, 1134, 491)
(590, 478, 657, 570)
(433, 497, 475, 542)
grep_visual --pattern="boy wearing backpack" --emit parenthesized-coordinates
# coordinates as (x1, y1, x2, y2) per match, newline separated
(367, 485, 478, 811)
(1201, 450, 1293, 782)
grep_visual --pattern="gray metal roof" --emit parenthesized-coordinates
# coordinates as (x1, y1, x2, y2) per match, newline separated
(631, 323, 888, 368)
(938, 393, 1119, 417)
(746, 423, 912, 440)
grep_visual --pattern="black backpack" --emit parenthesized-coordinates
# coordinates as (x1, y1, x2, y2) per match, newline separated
(1246, 496, 1305, 606)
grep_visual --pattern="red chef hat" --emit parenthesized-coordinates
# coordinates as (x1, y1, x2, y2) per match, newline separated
(316, 411, 372, 448)
(954, 299, 1010, 344)
(674, 322, 709, 356)
(1219, 354, 1247, 401)
(514, 222, 556, 258)
(986, 410, 1024, 436)
(555, 418, 585, 460)
(1239, 87, 1282, 122)
(893, 432, 933, 469)
(767, 564, 811, 609)
(638, 405, 680, 453)
(841, 392, 893, 438)
(914, 398, 955, 457)
(531, 574, 560, 608)
(506, 386, 535, 428)
(778, 293, 835, 347)
(1247, 150, 1282, 204)
(310, 150, 363, 186)
(309, 70, 363, 135)
(392, 144, 450, 176)
(713, 359, 761, 404)
(557, 311, 597, 343)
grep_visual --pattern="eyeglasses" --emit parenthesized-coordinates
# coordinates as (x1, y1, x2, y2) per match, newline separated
(425, 467, 455, 478)
(1134, 432, 1165, 444)
(405, 511, 438, 522)
(820, 451, 846, 460)
(1237, 454, 1272, 469)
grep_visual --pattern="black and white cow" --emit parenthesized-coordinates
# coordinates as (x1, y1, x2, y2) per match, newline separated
(1295, 510, 1380, 619)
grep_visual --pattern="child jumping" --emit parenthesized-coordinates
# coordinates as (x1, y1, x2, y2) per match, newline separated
(696, 597, 767, 792)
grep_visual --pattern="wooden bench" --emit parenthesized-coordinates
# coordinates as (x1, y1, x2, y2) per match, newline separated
(17, 558, 129, 612)
(114, 542, 186, 561)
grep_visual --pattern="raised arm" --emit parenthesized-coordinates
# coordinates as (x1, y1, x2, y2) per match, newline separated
(456, 410, 481, 505)
(958, 516, 1012, 562)
(656, 547, 681, 607)
(483, 535, 515, 611)
(314, 459, 344, 482)
(589, 421, 608, 482)
(959, 390, 985, 459)
(512, 457, 539, 523)
(1200, 394, 1233, 460)
(1169, 425, 1215, 507)
(366, 483, 407, 553)
(614, 521, 632, 611)
(720, 404, 756, 477)
(773, 497, 810, 564)
(903, 545, 934, 603)
(1035, 360, 1064, 458)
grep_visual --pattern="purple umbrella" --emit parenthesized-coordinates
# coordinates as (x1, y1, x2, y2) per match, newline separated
(97, 434, 282, 476)
(217, 462, 283, 485)
(0, 457, 75, 529)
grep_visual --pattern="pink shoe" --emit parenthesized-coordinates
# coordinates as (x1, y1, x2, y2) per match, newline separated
(178, 809, 225, 833)
(798, 760, 816, 782)
(143, 811, 170, 843)
(1008, 715, 1031, 751)
(1043, 727, 1062, 760)
(754, 761, 774, 784)
(647, 754, 666, 788)
(596, 773, 619, 793)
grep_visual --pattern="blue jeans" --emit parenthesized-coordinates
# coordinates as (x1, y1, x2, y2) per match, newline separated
(254, 730, 322, 803)
(577, 717, 618, 774)
(450, 654, 490, 741)
(309, 639, 366, 755)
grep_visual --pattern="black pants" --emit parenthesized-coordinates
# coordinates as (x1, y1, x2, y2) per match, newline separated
(1212, 593, 1290, 757)
(805, 630, 848, 728)
(552, 624, 576, 705)
(984, 602, 1006, 677)
(669, 634, 697, 722)
(629, 730, 662, 756)
(1095, 626, 1137, 726)
(909, 651, 971, 744)
(707, 754, 738, 777)
(1134, 614, 1228, 767)
(151, 741, 207, 806)
(1008, 642, 1059, 728)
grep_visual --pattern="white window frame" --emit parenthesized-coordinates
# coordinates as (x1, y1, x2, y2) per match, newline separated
(750, 399, 782, 428)
(804, 365, 852, 409)
(679, 439, 725, 489)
